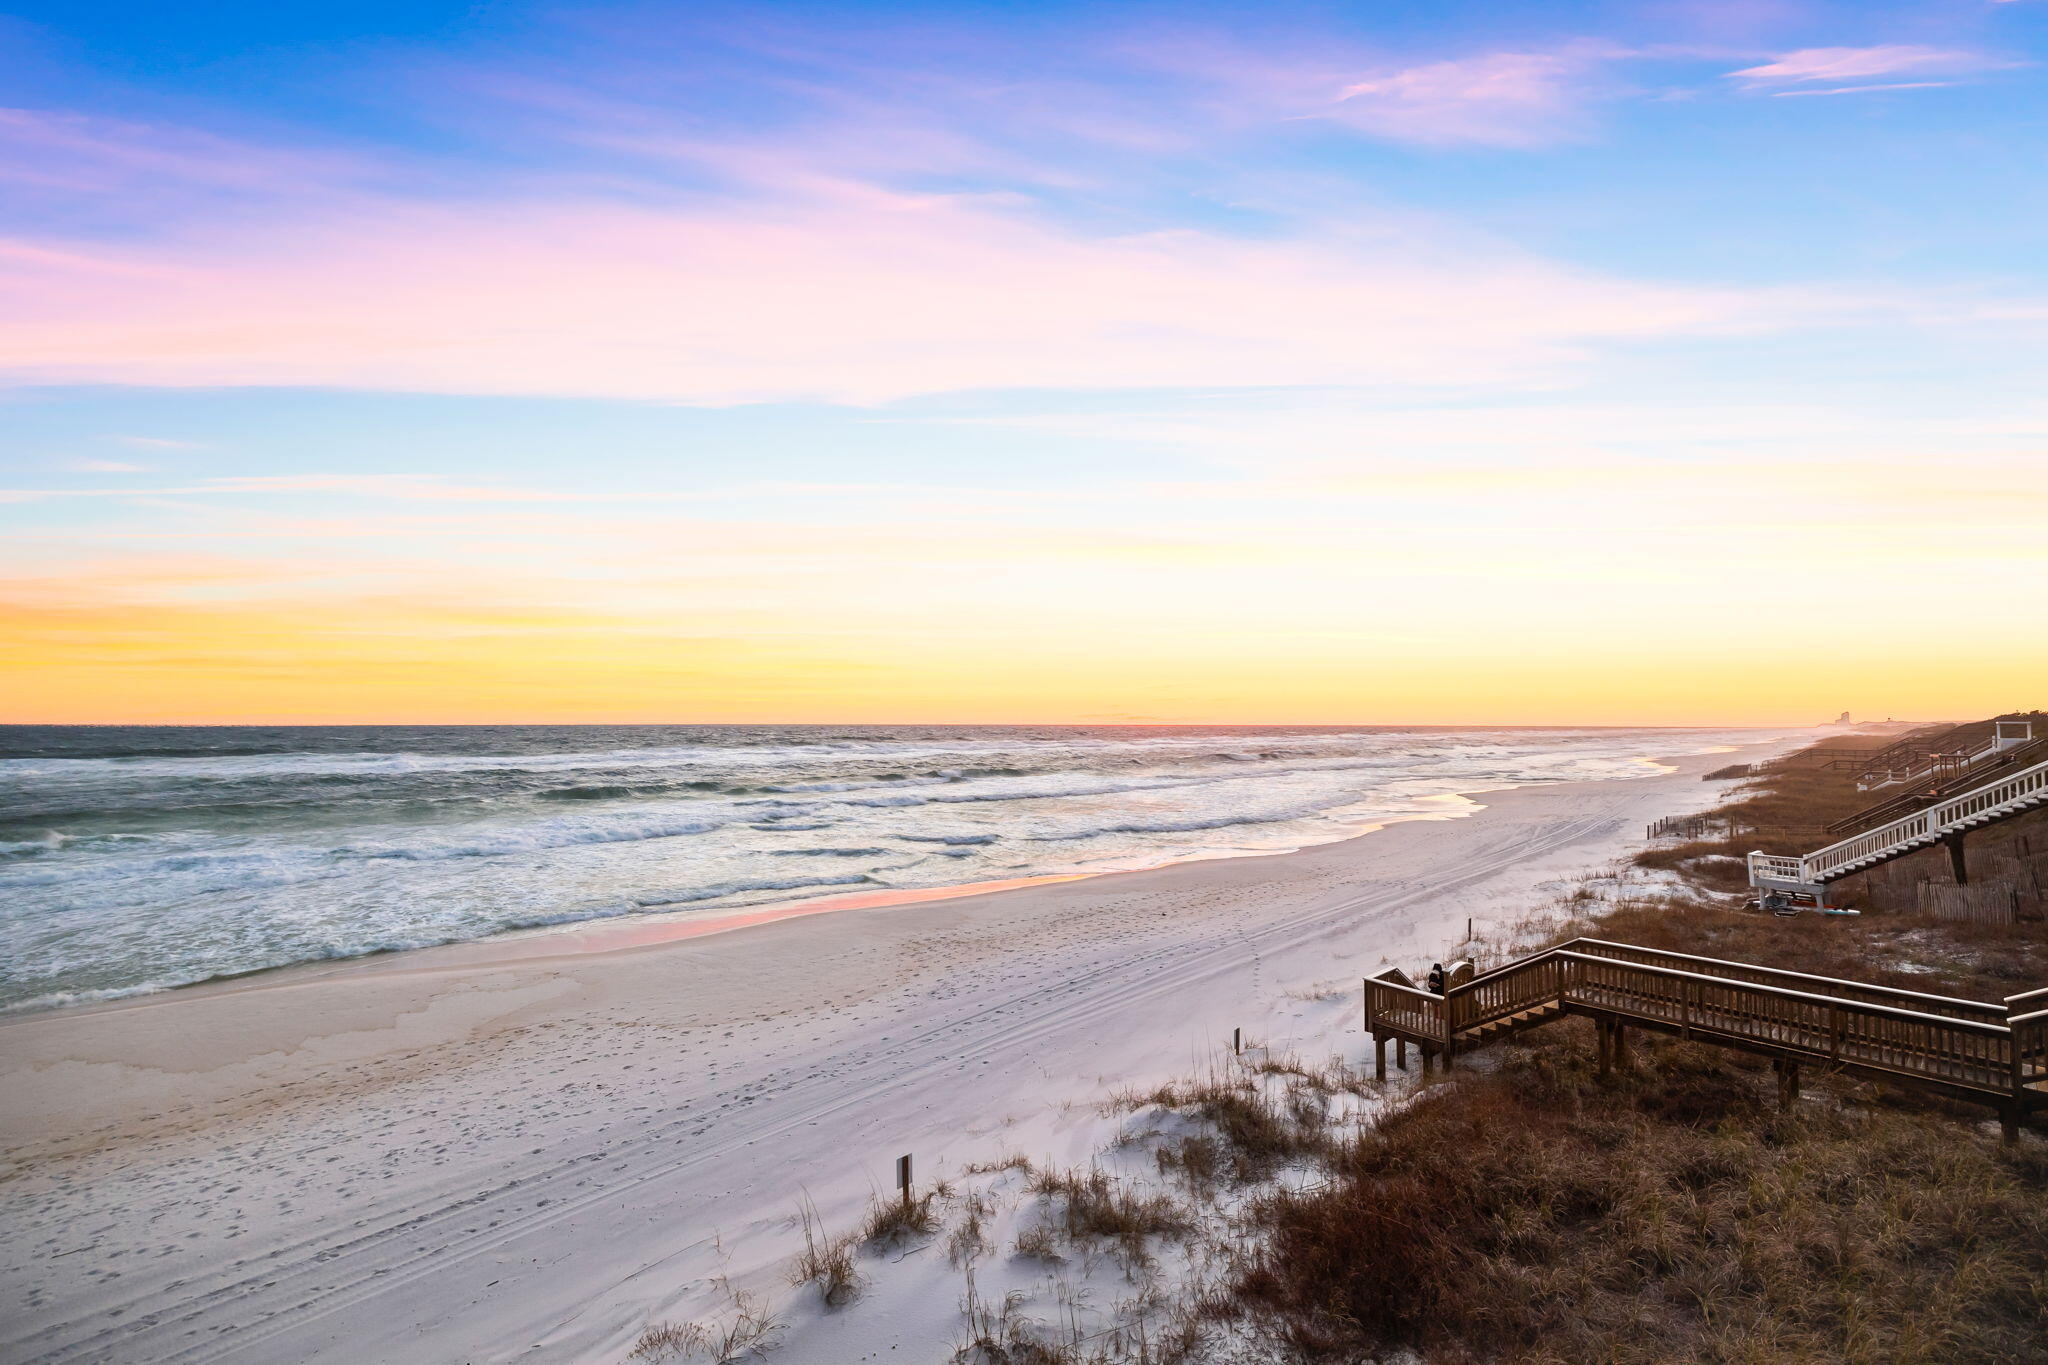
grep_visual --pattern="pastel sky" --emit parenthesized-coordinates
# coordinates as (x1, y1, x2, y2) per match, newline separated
(3, 0, 2044, 725)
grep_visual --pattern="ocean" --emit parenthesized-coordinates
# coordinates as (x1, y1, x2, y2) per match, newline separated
(0, 724, 1762, 1012)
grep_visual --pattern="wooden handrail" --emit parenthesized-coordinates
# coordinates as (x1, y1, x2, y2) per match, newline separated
(1369, 939, 2043, 1123)
(1466, 937, 2002, 1020)
(1825, 736, 2048, 835)
(1368, 978, 1442, 1003)
(1542, 952, 2011, 1035)
(1569, 939, 2004, 1019)
(1452, 947, 2009, 1035)
(1750, 756, 2048, 887)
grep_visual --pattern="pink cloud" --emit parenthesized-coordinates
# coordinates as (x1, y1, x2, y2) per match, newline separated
(1768, 82, 1957, 98)
(1728, 46, 1998, 89)
(0, 107, 366, 203)
(0, 181, 1808, 404)
(1329, 49, 1616, 146)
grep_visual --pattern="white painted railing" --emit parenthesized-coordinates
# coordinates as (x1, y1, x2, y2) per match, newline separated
(1752, 756, 2048, 887)
(1860, 722, 2035, 791)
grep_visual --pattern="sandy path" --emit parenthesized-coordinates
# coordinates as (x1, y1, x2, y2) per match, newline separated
(0, 737, 1796, 1364)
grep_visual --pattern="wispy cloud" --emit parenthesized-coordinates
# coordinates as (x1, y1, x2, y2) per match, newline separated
(0, 165, 1834, 404)
(1327, 47, 1623, 146)
(1768, 82, 1957, 98)
(4, 473, 650, 503)
(0, 107, 370, 214)
(1132, 36, 1640, 149)
(1728, 45, 2004, 92)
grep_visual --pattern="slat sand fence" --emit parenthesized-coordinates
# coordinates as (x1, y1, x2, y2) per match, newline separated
(1918, 880, 2021, 925)
(1366, 937, 2048, 1141)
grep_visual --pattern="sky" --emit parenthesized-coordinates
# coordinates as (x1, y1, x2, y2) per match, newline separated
(2, 0, 2044, 726)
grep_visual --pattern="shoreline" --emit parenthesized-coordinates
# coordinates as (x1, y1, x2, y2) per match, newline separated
(3, 805, 1470, 1024)
(2, 750, 1715, 1025)
(0, 734, 1805, 1365)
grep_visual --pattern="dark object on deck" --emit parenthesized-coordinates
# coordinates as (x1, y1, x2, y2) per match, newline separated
(1426, 962, 1446, 995)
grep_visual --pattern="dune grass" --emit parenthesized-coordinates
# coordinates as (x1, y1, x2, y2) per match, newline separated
(1232, 1035, 2048, 1364)
(1216, 729, 2048, 1362)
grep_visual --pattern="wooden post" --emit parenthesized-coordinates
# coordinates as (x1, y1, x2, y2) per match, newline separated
(1597, 1019, 1612, 1078)
(1375, 1034, 1387, 1081)
(1233, 1027, 1241, 1057)
(1613, 1022, 1629, 1072)
(1773, 1060, 1800, 1110)
(1397, 1037, 1408, 1071)
(896, 1153, 913, 1207)
(1442, 996, 1455, 1073)
(1944, 831, 1969, 885)
(1422, 1048, 1434, 1078)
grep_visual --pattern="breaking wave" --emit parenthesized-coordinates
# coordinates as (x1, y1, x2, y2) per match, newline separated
(0, 721, 1776, 1012)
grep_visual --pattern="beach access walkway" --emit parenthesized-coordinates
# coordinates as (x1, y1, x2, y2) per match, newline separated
(1748, 754, 2048, 897)
(1366, 938, 2048, 1140)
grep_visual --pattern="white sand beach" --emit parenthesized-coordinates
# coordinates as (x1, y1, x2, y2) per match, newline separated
(0, 738, 1800, 1364)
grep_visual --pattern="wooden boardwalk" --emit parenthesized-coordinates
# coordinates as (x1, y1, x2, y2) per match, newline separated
(1750, 755, 2048, 892)
(1366, 938, 2048, 1140)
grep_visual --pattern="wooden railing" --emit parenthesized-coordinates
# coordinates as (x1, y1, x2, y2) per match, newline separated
(2010, 987, 2048, 1091)
(1748, 757, 2048, 887)
(1364, 968, 1446, 1055)
(1825, 736, 2048, 836)
(1562, 939, 2004, 1022)
(1366, 940, 2047, 1127)
(1855, 721, 2030, 791)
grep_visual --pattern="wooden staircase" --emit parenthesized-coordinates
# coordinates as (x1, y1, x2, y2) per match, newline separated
(1849, 718, 2035, 791)
(1365, 938, 2048, 1140)
(1825, 731, 2048, 837)
(1749, 754, 2048, 895)
(1456, 1001, 1565, 1044)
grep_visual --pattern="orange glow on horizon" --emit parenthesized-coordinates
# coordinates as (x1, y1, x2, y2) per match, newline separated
(3, 592, 2034, 728)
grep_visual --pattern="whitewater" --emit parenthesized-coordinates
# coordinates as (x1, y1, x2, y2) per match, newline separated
(0, 723, 1765, 1012)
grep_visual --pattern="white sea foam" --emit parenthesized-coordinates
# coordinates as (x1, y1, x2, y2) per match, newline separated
(0, 724, 1783, 1011)
(344, 813, 725, 860)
